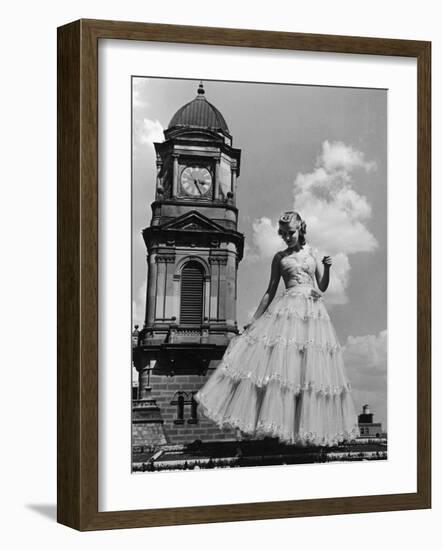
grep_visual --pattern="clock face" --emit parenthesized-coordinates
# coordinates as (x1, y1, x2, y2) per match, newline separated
(180, 166, 212, 197)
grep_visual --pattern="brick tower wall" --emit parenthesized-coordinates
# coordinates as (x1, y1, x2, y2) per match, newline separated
(149, 370, 237, 445)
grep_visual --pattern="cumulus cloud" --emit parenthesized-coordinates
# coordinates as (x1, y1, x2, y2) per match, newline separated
(248, 217, 282, 261)
(248, 140, 378, 305)
(293, 141, 377, 258)
(320, 252, 350, 305)
(292, 142, 377, 304)
(320, 140, 376, 173)
(132, 78, 164, 154)
(135, 118, 164, 146)
(343, 330, 388, 427)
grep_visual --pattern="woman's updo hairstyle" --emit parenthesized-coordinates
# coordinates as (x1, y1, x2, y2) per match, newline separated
(278, 211, 307, 247)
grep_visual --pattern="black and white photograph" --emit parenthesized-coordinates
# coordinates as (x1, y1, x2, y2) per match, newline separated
(131, 77, 388, 473)
(3, 0, 436, 542)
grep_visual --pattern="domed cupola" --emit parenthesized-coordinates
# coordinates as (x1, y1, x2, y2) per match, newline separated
(152, 80, 242, 207)
(168, 83, 230, 136)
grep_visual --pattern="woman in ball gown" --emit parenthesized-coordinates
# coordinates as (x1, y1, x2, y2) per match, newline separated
(194, 211, 360, 446)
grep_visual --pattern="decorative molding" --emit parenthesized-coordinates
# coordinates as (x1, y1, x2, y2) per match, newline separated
(209, 256, 228, 265)
(155, 255, 176, 263)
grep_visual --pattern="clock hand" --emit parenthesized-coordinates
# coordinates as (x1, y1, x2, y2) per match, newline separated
(193, 179, 203, 195)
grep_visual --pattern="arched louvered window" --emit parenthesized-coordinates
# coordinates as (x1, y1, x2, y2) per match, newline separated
(180, 261, 204, 325)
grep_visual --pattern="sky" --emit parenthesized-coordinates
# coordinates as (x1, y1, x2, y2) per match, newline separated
(132, 77, 388, 429)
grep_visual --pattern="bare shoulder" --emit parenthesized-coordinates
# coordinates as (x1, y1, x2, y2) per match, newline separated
(272, 250, 284, 264)
(269, 250, 284, 272)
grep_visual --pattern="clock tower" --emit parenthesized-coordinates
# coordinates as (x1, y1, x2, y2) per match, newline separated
(132, 83, 244, 452)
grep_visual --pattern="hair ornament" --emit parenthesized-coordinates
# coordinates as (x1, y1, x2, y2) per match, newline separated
(278, 211, 302, 231)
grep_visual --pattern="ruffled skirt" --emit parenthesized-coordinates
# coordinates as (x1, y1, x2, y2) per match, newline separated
(194, 285, 360, 446)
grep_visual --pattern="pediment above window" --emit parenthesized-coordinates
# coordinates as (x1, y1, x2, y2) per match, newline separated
(159, 211, 226, 233)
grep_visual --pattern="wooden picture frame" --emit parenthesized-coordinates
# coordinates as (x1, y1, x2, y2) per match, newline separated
(57, 18, 431, 531)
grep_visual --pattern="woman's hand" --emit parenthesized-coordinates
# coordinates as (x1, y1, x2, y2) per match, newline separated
(316, 255, 332, 292)
(322, 256, 332, 268)
(310, 288, 322, 301)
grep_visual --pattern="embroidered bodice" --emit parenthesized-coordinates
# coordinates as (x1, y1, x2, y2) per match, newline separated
(279, 246, 316, 289)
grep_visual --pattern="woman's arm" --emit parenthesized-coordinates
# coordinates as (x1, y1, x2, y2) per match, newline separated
(245, 252, 282, 328)
(315, 255, 332, 292)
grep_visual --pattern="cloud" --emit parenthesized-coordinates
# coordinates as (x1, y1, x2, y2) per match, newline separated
(343, 330, 388, 428)
(135, 118, 164, 146)
(343, 329, 387, 370)
(248, 140, 378, 305)
(293, 141, 377, 255)
(293, 144, 377, 257)
(132, 119, 161, 201)
(132, 280, 147, 327)
(132, 79, 164, 157)
(248, 217, 282, 261)
(132, 118, 164, 195)
(319, 252, 350, 305)
(320, 140, 377, 173)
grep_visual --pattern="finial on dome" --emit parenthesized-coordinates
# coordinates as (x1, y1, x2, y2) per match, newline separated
(197, 81, 205, 95)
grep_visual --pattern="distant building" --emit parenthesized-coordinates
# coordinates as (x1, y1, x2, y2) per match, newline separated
(358, 404, 384, 438)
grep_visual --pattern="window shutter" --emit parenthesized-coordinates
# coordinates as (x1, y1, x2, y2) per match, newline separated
(180, 262, 204, 325)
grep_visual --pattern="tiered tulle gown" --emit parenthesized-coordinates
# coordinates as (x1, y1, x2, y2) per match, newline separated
(194, 245, 360, 446)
